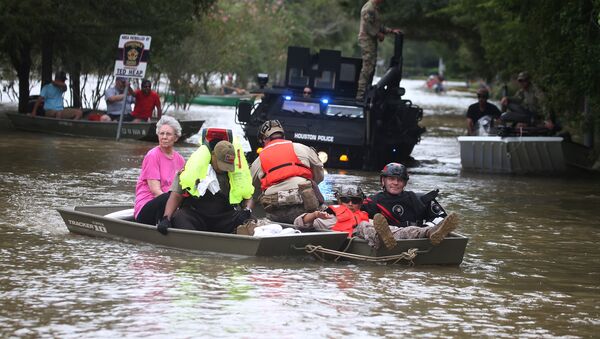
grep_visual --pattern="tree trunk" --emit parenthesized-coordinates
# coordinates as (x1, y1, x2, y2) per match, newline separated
(41, 36, 54, 86)
(71, 62, 82, 108)
(583, 96, 593, 148)
(9, 44, 32, 113)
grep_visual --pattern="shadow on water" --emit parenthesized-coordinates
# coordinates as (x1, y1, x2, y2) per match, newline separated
(1, 86, 599, 337)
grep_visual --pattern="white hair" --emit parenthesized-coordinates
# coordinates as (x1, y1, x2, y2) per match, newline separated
(156, 115, 182, 137)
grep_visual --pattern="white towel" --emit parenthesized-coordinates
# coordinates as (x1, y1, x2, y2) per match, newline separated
(196, 164, 221, 196)
(253, 224, 301, 237)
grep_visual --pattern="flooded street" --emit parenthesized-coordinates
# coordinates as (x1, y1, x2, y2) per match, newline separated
(1, 80, 599, 338)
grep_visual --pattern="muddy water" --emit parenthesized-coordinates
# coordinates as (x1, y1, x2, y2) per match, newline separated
(0, 81, 599, 338)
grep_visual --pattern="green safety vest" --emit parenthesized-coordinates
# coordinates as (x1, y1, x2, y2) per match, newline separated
(179, 138, 254, 204)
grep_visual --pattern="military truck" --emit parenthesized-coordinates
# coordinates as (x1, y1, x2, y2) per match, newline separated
(235, 34, 425, 170)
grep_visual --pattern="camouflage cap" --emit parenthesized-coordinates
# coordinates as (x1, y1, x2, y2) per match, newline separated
(517, 71, 530, 81)
(334, 185, 365, 199)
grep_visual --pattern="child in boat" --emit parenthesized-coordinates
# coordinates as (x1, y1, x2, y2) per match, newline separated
(292, 172, 459, 249)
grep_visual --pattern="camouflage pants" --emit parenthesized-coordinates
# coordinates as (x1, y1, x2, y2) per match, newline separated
(354, 223, 432, 249)
(260, 185, 319, 224)
(356, 37, 378, 99)
(266, 204, 307, 224)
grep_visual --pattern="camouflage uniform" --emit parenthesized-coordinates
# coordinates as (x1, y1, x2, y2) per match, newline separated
(354, 223, 434, 249)
(293, 211, 445, 250)
(250, 142, 324, 224)
(512, 84, 545, 116)
(356, 0, 390, 100)
(506, 79, 547, 124)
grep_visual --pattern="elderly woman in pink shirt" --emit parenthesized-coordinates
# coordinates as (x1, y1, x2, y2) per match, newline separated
(134, 116, 186, 225)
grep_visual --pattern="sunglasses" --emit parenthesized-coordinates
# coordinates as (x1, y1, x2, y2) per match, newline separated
(477, 94, 488, 98)
(339, 196, 363, 204)
(303, 91, 311, 94)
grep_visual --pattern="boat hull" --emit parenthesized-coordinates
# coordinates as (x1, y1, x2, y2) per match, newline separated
(7, 113, 204, 142)
(457, 136, 565, 173)
(164, 94, 255, 107)
(57, 205, 468, 265)
(57, 206, 348, 257)
(339, 235, 468, 265)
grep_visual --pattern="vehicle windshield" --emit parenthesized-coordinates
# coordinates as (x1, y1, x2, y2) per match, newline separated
(282, 100, 321, 115)
(325, 104, 363, 118)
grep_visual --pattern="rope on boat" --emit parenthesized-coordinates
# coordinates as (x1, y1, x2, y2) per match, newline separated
(304, 241, 418, 265)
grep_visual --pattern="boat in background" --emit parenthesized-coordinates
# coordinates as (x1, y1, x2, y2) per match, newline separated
(561, 140, 598, 171)
(457, 114, 570, 174)
(164, 94, 256, 107)
(458, 135, 566, 174)
(6, 112, 204, 142)
(57, 205, 468, 265)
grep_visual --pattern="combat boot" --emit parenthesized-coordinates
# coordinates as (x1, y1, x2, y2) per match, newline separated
(429, 212, 459, 245)
(373, 213, 397, 250)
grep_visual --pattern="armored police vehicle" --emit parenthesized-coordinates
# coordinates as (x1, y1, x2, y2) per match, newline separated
(236, 34, 425, 170)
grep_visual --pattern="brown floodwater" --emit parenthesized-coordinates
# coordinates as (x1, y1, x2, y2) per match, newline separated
(0, 87, 599, 338)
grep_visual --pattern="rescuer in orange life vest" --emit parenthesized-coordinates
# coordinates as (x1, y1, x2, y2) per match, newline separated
(250, 120, 325, 224)
(294, 183, 460, 250)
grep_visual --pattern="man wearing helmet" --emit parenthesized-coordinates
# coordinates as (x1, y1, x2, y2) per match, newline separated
(294, 184, 458, 249)
(250, 120, 325, 224)
(362, 162, 459, 248)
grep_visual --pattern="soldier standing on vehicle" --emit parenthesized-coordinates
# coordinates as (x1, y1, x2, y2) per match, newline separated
(356, 0, 402, 102)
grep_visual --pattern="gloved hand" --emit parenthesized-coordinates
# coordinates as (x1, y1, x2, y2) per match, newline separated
(157, 216, 171, 235)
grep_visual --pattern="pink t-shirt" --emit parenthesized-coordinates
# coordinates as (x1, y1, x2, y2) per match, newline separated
(134, 146, 185, 217)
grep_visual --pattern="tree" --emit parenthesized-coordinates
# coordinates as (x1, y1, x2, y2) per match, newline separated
(0, 0, 215, 112)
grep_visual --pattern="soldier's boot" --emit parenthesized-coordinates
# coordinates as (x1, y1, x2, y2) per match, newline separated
(429, 212, 459, 246)
(373, 213, 397, 250)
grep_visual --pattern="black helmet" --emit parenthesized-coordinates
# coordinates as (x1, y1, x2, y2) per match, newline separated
(334, 185, 365, 199)
(258, 120, 285, 140)
(380, 162, 409, 181)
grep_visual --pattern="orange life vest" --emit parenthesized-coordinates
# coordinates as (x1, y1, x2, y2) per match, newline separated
(329, 204, 370, 236)
(259, 139, 313, 190)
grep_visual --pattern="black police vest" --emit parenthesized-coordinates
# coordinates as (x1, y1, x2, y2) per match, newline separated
(369, 191, 427, 226)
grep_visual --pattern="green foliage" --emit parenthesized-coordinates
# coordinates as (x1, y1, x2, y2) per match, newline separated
(341, 0, 600, 130)
(0, 0, 214, 109)
(443, 0, 600, 121)
(1, 0, 598, 129)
